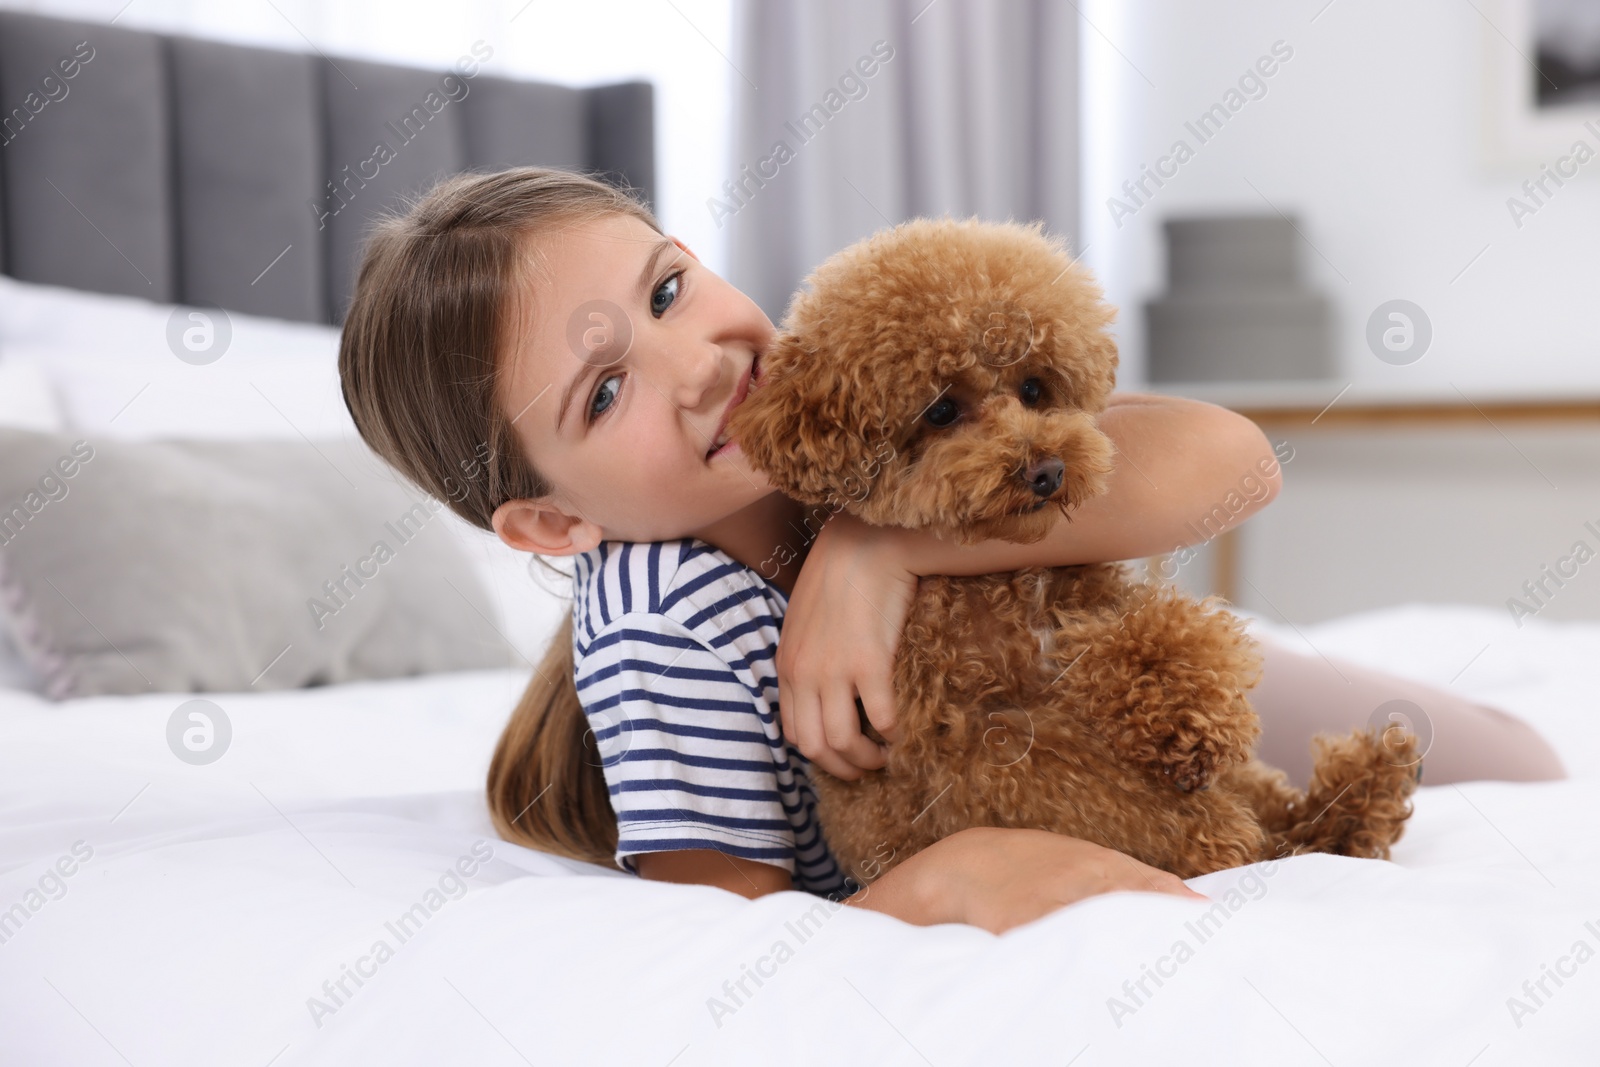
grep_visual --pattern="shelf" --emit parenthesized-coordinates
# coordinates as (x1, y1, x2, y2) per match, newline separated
(1143, 379, 1600, 426)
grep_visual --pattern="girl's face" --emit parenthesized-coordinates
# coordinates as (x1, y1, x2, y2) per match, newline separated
(495, 212, 778, 547)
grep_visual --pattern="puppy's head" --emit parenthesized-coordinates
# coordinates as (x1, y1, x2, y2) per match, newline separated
(729, 217, 1118, 545)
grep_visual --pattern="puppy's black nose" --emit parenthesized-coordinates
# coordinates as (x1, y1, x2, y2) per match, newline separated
(1024, 457, 1064, 498)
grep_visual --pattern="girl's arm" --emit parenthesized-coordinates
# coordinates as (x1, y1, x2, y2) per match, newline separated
(777, 396, 1281, 780)
(845, 827, 1209, 932)
(635, 829, 1207, 934)
(635, 850, 793, 899)
(884, 392, 1283, 575)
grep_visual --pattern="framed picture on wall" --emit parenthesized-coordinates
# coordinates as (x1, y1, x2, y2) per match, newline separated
(1483, 0, 1600, 167)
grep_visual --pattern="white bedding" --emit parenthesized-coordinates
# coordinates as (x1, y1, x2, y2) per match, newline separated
(2, 603, 1598, 1065)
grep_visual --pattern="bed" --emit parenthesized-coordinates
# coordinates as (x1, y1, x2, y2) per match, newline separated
(1, 607, 1597, 1064)
(2, 11, 1599, 1067)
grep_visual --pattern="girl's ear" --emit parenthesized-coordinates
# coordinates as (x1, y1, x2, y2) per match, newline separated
(492, 498, 603, 557)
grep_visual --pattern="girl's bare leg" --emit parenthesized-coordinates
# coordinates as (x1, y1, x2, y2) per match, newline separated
(1248, 633, 1567, 789)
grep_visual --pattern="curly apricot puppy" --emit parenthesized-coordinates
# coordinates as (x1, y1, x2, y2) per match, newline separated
(729, 217, 1420, 883)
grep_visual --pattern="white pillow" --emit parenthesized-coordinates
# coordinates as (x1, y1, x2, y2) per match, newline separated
(0, 360, 64, 432)
(0, 275, 351, 440)
(0, 275, 569, 676)
(0, 274, 341, 360)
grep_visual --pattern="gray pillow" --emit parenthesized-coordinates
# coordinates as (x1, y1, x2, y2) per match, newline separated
(0, 429, 508, 698)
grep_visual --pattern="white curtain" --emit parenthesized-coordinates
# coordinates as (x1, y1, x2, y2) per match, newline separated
(725, 0, 1081, 322)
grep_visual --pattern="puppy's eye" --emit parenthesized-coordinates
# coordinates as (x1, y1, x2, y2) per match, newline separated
(923, 397, 960, 428)
(1019, 378, 1043, 406)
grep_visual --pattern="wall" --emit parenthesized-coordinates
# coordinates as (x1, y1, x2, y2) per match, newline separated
(1081, 0, 1600, 393)
(1169, 423, 1600, 625)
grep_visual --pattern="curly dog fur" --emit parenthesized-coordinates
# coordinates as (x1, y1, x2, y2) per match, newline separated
(728, 216, 1421, 884)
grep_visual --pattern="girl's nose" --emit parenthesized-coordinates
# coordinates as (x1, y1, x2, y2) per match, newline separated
(666, 343, 724, 409)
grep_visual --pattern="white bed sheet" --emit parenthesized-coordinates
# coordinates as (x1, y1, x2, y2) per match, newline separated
(1, 604, 1597, 1066)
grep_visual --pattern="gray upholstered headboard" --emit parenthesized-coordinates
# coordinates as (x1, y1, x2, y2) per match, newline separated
(0, 11, 655, 325)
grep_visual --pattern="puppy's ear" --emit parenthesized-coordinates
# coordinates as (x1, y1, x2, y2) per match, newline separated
(728, 332, 868, 508)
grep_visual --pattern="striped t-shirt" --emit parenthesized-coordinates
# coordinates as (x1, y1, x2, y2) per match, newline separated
(570, 538, 853, 899)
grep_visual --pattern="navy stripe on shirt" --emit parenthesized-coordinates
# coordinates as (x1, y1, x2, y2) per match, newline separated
(569, 538, 851, 899)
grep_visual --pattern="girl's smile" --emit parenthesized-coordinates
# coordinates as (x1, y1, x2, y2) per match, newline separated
(705, 356, 756, 461)
(493, 212, 788, 550)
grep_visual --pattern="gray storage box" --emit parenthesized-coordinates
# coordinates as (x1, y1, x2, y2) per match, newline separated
(1145, 214, 1334, 382)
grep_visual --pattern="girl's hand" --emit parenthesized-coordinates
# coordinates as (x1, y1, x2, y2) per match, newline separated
(849, 827, 1209, 935)
(777, 513, 914, 780)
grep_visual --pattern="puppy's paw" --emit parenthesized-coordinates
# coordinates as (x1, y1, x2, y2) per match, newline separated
(1140, 716, 1258, 793)
(1157, 739, 1220, 793)
(1108, 721, 1226, 792)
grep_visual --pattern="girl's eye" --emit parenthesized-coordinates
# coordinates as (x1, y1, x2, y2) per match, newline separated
(589, 374, 622, 421)
(1020, 377, 1043, 405)
(651, 269, 685, 318)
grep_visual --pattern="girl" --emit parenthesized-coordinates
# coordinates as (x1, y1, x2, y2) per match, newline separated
(339, 167, 1564, 936)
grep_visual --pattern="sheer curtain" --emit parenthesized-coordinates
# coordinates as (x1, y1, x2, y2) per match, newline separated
(725, 0, 1081, 322)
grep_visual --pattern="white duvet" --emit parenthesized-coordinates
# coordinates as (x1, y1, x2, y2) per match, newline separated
(2, 603, 1598, 1066)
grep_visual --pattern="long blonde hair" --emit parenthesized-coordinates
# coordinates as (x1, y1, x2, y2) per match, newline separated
(339, 166, 660, 866)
